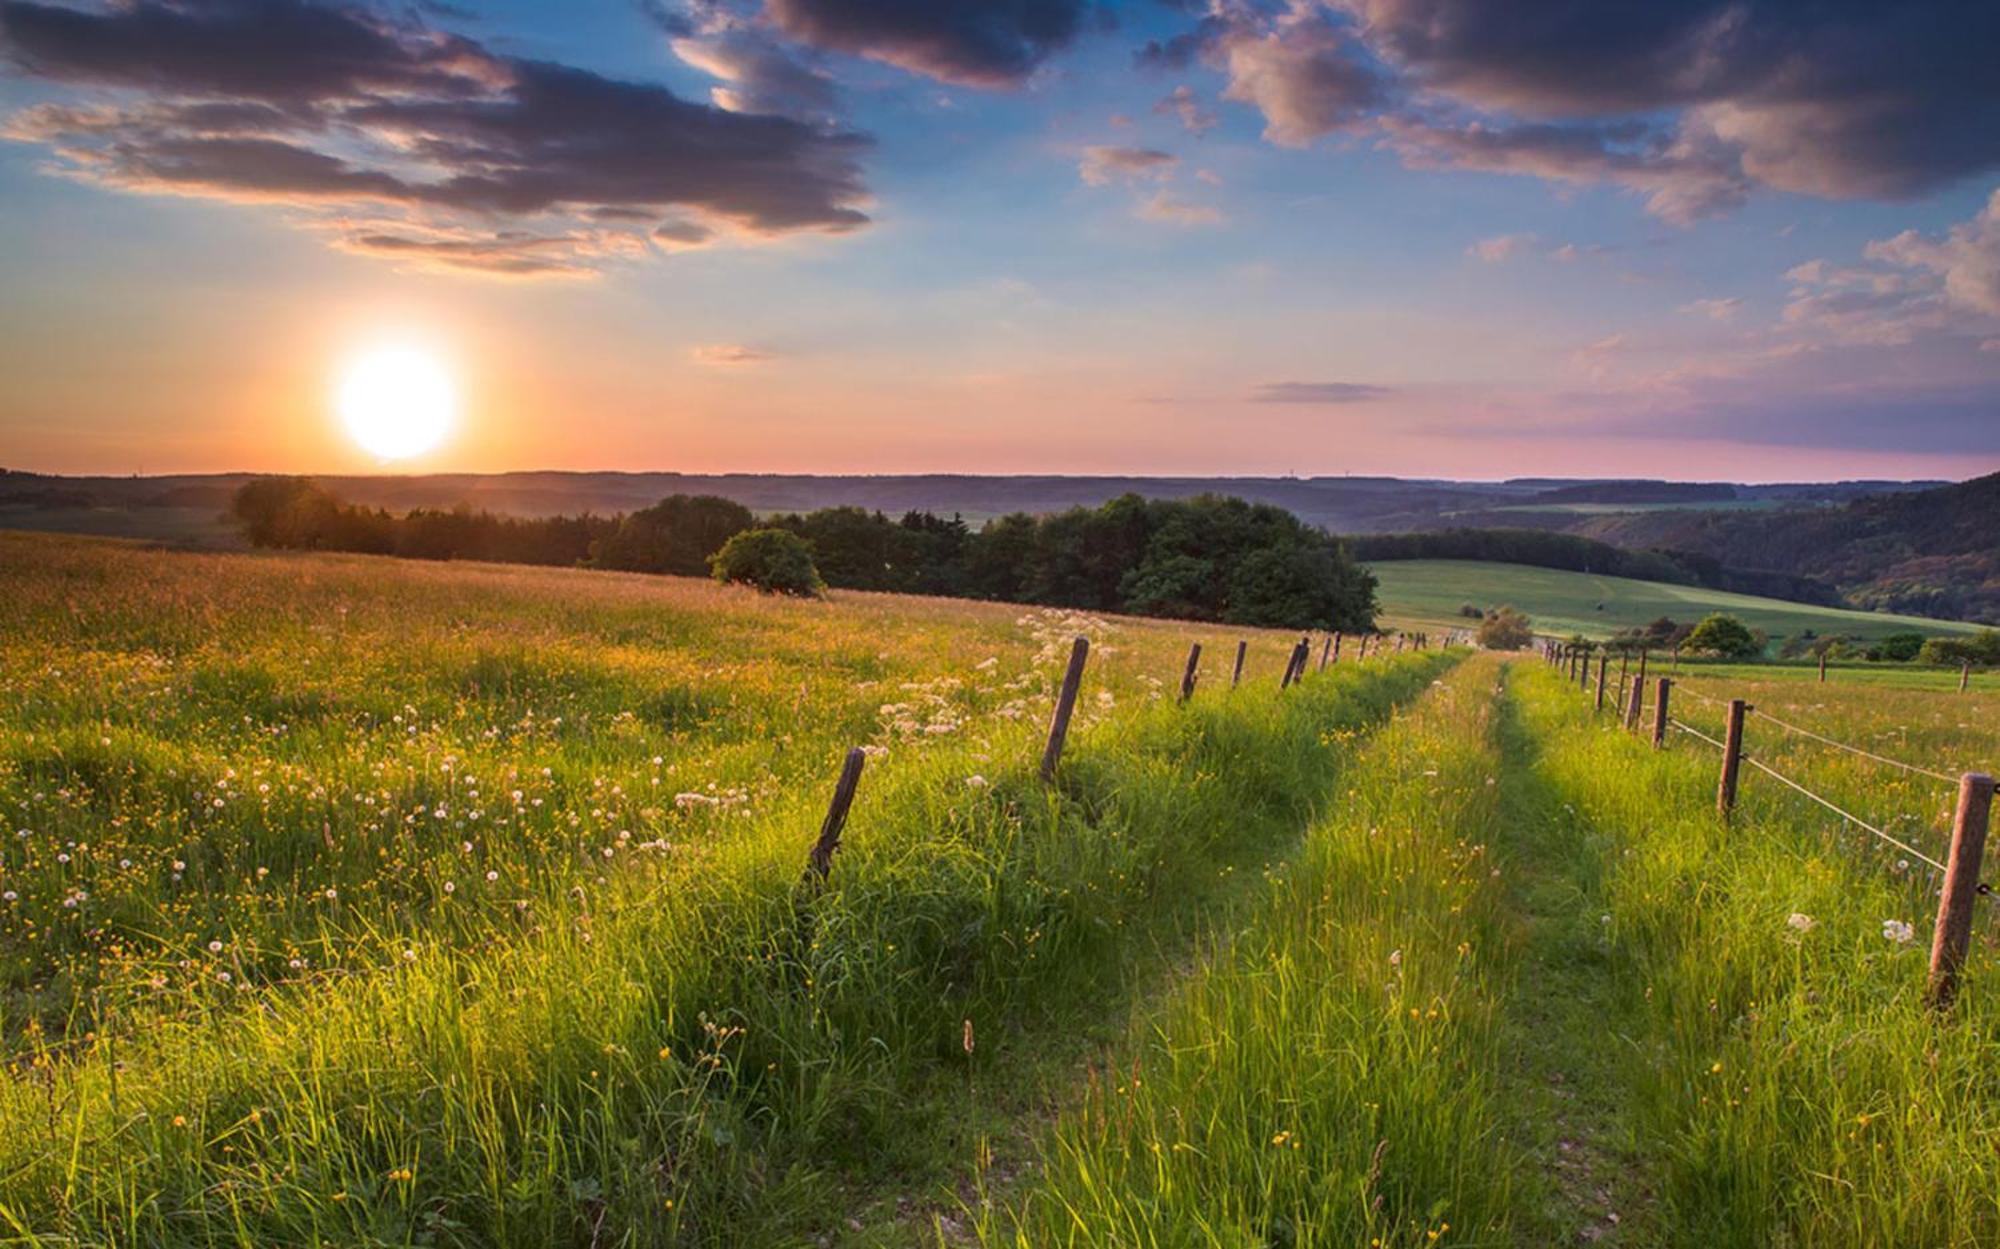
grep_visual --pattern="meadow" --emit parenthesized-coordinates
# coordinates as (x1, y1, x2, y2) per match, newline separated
(1369, 558, 1985, 646)
(4, 532, 1999, 1247)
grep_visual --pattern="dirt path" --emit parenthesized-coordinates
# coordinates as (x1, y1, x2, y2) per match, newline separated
(1489, 665, 1663, 1246)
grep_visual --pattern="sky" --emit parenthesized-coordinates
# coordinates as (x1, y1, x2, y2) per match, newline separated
(0, 0, 1996, 482)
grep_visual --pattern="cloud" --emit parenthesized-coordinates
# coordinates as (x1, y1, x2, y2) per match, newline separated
(668, 22, 841, 124)
(1249, 381, 1391, 403)
(1146, 0, 2000, 222)
(763, 0, 1096, 88)
(1681, 296, 1743, 321)
(1215, 7, 1391, 148)
(1154, 84, 1215, 135)
(1467, 232, 1533, 263)
(692, 342, 774, 364)
(1078, 144, 1176, 186)
(1135, 189, 1222, 225)
(0, 0, 872, 276)
(1777, 192, 2000, 346)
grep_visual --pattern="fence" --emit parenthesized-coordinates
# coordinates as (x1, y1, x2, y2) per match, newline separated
(1543, 643, 1996, 1010)
(801, 627, 1441, 884)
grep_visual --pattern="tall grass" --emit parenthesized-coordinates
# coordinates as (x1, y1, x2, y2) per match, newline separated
(985, 657, 1515, 1248)
(0, 534, 1453, 1245)
(1515, 663, 2000, 1247)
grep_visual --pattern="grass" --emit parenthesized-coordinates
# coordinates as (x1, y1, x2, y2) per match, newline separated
(0, 532, 1449, 1245)
(1369, 558, 1986, 646)
(9, 531, 2000, 1247)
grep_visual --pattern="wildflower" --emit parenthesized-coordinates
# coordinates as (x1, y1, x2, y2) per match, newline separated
(402, 948, 417, 962)
(207, 940, 223, 953)
(1786, 913, 1815, 933)
(1387, 949, 1402, 967)
(966, 775, 989, 789)
(486, 870, 500, 882)
(1882, 919, 1915, 945)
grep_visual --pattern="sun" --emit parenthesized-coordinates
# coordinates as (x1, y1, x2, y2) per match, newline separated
(336, 345, 457, 461)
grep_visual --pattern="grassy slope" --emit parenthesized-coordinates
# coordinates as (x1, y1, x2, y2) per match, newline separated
(1370, 559, 1984, 644)
(0, 532, 1450, 1246)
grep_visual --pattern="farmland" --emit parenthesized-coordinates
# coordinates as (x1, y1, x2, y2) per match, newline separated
(3, 532, 1999, 1247)
(1370, 558, 1987, 645)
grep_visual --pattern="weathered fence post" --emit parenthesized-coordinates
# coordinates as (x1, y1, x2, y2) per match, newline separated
(1818, 651, 1827, 684)
(1231, 639, 1247, 689)
(1625, 675, 1645, 731)
(1179, 642, 1202, 704)
(805, 747, 866, 881)
(1579, 648, 1591, 692)
(1717, 698, 1748, 816)
(1963, 661, 1973, 694)
(1595, 655, 1609, 713)
(1039, 636, 1089, 782)
(1928, 772, 1996, 1010)
(1670, 643, 1680, 674)
(1638, 648, 1650, 684)
(1651, 678, 1671, 749)
(1319, 635, 1332, 671)
(1332, 631, 1343, 665)
(1618, 651, 1630, 693)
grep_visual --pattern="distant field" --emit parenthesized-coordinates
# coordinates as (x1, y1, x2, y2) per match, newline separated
(1370, 558, 1986, 644)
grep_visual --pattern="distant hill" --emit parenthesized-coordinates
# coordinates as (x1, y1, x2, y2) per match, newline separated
(1569, 472, 2000, 624)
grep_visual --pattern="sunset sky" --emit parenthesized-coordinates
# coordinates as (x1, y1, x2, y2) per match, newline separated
(1, 0, 1996, 481)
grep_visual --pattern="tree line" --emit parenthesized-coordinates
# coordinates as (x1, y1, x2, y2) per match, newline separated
(231, 479, 1379, 632)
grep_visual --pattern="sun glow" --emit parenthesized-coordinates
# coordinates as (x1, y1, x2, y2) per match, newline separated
(336, 345, 457, 461)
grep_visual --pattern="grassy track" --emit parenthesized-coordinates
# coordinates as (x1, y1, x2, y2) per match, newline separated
(984, 657, 1517, 1247)
(1513, 662, 2000, 1246)
(1370, 559, 1984, 646)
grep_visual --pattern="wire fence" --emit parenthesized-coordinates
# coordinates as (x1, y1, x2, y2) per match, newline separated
(1545, 640, 1996, 1006)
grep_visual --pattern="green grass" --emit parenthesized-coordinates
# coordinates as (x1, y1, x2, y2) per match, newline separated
(0, 532, 1449, 1246)
(10, 531, 2000, 1247)
(1370, 558, 1985, 645)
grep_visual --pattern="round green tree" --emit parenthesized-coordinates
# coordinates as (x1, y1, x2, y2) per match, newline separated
(709, 528, 825, 596)
(1682, 613, 1762, 659)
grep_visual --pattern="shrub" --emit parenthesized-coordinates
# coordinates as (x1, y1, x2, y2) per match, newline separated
(1864, 631, 1926, 663)
(1458, 603, 1484, 619)
(709, 528, 824, 596)
(1476, 605, 1533, 650)
(1682, 613, 1762, 659)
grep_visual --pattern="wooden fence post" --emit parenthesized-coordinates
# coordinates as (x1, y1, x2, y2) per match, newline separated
(1670, 643, 1680, 674)
(1039, 637, 1089, 783)
(1963, 661, 1973, 693)
(805, 747, 866, 881)
(1651, 678, 1671, 749)
(1928, 772, 1996, 1009)
(1332, 632, 1342, 665)
(1595, 655, 1609, 713)
(1231, 639, 1247, 689)
(1618, 651, 1630, 694)
(1179, 642, 1202, 703)
(1818, 651, 1827, 684)
(1579, 649, 1591, 691)
(1319, 635, 1332, 671)
(1625, 675, 1645, 731)
(1717, 698, 1748, 816)
(1638, 649, 1650, 684)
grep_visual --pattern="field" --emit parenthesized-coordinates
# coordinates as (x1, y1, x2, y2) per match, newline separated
(1370, 558, 1987, 645)
(4, 532, 2000, 1247)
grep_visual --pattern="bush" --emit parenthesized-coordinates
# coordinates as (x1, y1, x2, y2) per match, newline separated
(1458, 603, 1484, 619)
(1919, 630, 2000, 666)
(1476, 605, 1533, 650)
(1864, 631, 1926, 663)
(1682, 613, 1763, 659)
(709, 528, 824, 596)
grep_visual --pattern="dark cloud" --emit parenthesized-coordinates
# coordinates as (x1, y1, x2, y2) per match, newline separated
(764, 0, 1096, 87)
(0, 0, 872, 276)
(1250, 381, 1391, 403)
(1149, 0, 1999, 219)
(1347, 0, 2000, 201)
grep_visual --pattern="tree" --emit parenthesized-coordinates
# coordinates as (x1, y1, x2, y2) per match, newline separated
(1682, 613, 1762, 659)
(1865, 631, 1926, 662)
(1477, 605, 1533, 650)
(709, 528, 824, 596)
(592, 494, 754, 575)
